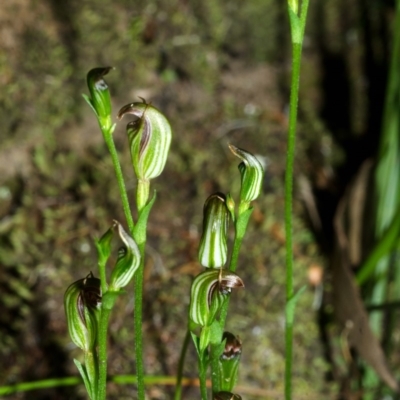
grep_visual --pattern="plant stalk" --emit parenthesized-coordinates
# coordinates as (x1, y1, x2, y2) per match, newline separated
(97, 307, 112, 400)
(198, 355, 208, 400)
(133, 241, 146, 400)
(284, 0, 309, 396)
(103, 132, 135, 233)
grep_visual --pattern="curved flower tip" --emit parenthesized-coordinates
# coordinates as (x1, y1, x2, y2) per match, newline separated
(218, 332, 242, 392)
(228, 144, 264, 206)
(221, 331, 242, 360)
(117, 102, 172, 181)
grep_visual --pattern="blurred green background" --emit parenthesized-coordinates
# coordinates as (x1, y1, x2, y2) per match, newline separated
(0, 0, 398, 399)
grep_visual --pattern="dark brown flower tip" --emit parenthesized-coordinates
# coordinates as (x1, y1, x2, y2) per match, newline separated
(221, 332, 242, 360)
(117, 101, 149, 120)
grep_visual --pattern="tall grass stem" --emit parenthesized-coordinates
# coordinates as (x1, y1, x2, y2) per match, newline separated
(284, 0, 309, 396)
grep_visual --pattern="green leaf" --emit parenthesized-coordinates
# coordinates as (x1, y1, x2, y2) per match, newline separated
(73, 359, 94, 399)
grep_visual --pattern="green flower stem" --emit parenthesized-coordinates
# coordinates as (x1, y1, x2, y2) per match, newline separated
(132, 195, 156, 400)
(133, 242, 146, 400)
(137, 179, 150, 213)
(97, 306, 112, 400)
(283, 40, 301, 400)
(198, 355, 209, 400)
(210, 342, 222, 393)
(285, 1, 309, 399)
(102, 129, 135, 234)
(174, 330, 191, 400)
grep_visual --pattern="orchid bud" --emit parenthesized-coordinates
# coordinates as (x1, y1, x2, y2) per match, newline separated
(64, 272, 101, 352)
(229, 144, 264, 209)
(214, 392, 242, 400)
(198, 193, 230, 268)
(189, 269, 244, 329)
(84, 67, 113, 132)
(118, 101, 172, 181)
(218, 332, 242, 392)
(109, 222, 141, 291)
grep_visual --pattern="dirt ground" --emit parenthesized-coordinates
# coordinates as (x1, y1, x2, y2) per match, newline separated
(0, 1, 395, 399)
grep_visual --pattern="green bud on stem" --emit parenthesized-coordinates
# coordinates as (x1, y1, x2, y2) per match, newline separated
(198, 193, 230, 268)
(109, 221, 141, 291)
(85, 67, 113, 132)
(64, 272, 101, 352)
(229, 144, 264, 212)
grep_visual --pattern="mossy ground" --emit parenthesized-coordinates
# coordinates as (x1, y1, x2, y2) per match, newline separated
(0, 1, 391, 399)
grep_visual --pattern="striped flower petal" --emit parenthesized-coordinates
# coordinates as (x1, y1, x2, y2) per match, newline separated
(189, 269, 244, 328)
(229, 144, 264, 207)
(64, 272, 101, 352)
(118, 101, 172, 181)
(198, 193, 230, 268)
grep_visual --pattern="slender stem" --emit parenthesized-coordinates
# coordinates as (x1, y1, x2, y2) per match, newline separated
(134, 240, 146, 400)
(132, 194, 156, 400)
(174, 330, 191, 400)
(137, 179, 150, 213)
(198, 356, 209, 400)
(284, 2, 309, 392)
(103, 132, 135, 233)
(210, 341, 221, 393)
(284, 39, 302, 400)
(97, 307, 112, 400)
